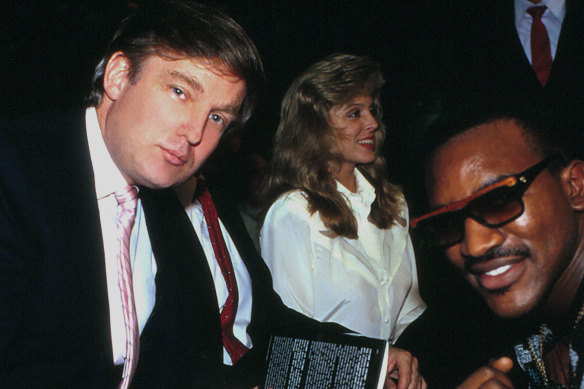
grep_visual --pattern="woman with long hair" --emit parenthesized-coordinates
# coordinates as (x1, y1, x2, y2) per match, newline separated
(260, 53, 426, 386)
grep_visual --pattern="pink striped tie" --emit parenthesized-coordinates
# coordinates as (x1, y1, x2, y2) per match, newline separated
(115, 185, 139, 389)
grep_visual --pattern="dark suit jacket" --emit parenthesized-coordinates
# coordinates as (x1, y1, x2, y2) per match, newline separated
(0, 112, 343, 388)
(0, 112, 120, 387)
(136, 182, 346, 388)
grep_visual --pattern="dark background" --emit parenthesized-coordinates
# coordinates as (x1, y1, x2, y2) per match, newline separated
(1, 0, 479, 233)
(0, 0, 469, 181)
(1, 1, 549, 386)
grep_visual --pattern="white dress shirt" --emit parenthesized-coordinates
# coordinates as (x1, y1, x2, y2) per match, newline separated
(87, 108, 252, 366)
(85, 108, 157, 365)
(183, 195, 254, 365)
(515, 0, 566, 63)
(260, 170, 425, 342)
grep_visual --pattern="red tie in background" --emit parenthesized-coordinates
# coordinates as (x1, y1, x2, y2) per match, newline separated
(527, 6, 552, 86)
(198, 188, 249, 364)
(115, 185, 140, 389)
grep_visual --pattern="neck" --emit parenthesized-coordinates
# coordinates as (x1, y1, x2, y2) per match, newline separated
(544, 242, 584, 331)
(95, 100, 111, 142)
(95, 101, 134, 186)
(335, 164, 357, 193)
(174, 175, 199, 207)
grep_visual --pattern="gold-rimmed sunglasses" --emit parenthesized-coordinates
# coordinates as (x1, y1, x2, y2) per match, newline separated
(410, 156, 560, 247)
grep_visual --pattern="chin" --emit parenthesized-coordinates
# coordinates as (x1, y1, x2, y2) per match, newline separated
(489, 305, 527, 319)
(359, 157, 376, 166)
(138, 174, 182, 189)
(485, 293, 539, 319)
(142, 166, 195, 189)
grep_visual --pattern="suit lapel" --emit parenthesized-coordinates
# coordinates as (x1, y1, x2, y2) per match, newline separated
(546, 0, 579, 91)
(504, 1, 543, 88)
(139, 187, 223, 370)
(36, 112, 116, 382)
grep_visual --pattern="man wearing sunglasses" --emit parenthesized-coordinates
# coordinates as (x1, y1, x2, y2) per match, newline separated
(412, 94, 584, 388)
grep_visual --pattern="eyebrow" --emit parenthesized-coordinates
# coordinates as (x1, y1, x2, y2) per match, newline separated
(219, 103, 242, 117)
(346, 102, 368, 109)
(168, 70, 243, 121)
(168, 70, 204, 93)
(336, 102, 370, 115)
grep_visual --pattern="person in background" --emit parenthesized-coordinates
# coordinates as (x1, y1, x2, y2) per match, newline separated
(459, 0, 584, 110)
(260, 53, 426, 388)
(236, 150, 268, 251)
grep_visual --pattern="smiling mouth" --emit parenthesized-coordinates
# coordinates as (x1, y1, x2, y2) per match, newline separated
(357, 138, 374, 149)
(470, 258, 526, 292)
(484, 264, 512, 276)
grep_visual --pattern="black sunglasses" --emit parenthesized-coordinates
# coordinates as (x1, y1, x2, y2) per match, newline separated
(410, 156, 559, 248)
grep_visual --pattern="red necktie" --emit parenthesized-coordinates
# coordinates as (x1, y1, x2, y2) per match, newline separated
(528, 6, 552, 86)
(114, 185, 140, 389)
(198, 188, 249, 364)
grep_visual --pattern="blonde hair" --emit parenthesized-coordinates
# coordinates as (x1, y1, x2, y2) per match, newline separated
(262, 53, 404, 239)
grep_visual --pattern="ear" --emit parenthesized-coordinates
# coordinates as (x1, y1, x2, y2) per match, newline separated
(561, 160, 584, 211)
(102, 51, 131, 101)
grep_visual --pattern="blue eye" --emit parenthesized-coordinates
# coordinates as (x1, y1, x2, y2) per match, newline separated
(173, 87, 184, 96)
(209, 113, 226, 127)
(348, 110, 360, 118)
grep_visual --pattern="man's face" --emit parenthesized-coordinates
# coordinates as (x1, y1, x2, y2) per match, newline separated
(427, 119, 578, 318)
(98, 53, 246, 188)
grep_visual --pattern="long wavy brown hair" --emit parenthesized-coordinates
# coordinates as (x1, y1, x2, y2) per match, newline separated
(261, 53, 405, 239)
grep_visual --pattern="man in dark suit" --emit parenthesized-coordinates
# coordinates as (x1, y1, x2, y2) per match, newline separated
(0, 1, 263, 387)
(1, 1, 424, 388)
(459, 0, 584, 110)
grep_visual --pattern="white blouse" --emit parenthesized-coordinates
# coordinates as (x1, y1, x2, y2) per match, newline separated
(260, 170, 425, 342)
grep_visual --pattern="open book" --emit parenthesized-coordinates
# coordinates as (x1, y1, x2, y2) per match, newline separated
(264, 330, 388, 389)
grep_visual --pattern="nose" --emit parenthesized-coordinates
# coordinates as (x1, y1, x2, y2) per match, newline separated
(366, 111, 378, 131)
(459, 217, 505, 259)
(184, 112, 207, 145)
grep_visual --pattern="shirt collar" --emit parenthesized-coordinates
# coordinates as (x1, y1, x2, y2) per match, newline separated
(515, 0, 566, 25)
(336, 168, 376, 207)
(85, 107, 129, 199)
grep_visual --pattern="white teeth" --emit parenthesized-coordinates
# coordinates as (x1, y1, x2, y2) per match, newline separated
(358, 139, 373, 144)
(485, 265, 511, 276)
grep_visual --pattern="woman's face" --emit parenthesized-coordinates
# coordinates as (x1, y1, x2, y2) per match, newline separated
(329, 95, 379, 171)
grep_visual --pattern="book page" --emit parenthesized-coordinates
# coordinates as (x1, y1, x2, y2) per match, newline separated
(265, 331, 387, 389)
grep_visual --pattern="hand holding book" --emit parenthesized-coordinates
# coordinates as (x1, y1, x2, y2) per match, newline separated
(384, 346, 426, 389)
(264, 331, 426, 389)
